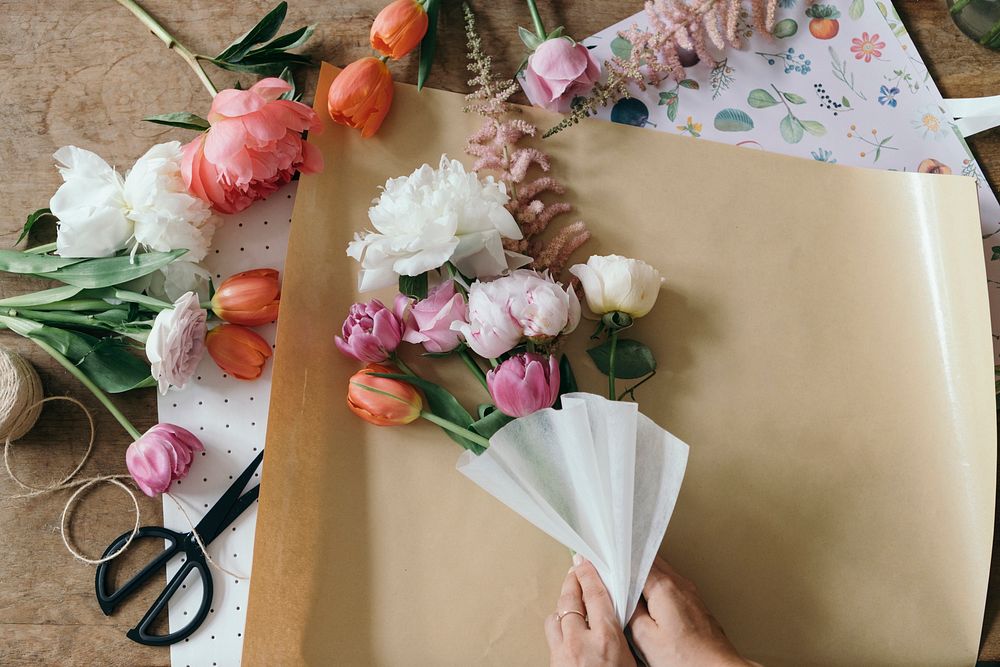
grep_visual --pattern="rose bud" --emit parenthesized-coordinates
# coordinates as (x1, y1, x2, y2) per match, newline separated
(486, 353, 560, 418)
(520, 37, 600, 113)
(210, 268, 280, 327)
(206, 324, 273, 380)
(335, 296, 409, 363)
(402, 282, 467, 353)
(126, 423, 205, 497)
(348, 363, 422, 425)
(371, 0, 429, 60)
(569, 255, 663, 319)
(327, 57, 394, 138)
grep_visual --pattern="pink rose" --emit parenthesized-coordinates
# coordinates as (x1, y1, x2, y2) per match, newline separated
(486, 353, 560, 418)
(520, 38, 600, 112)
(145, 291, 207, 395)
(402, 282, 468, 353)
(182, 77, 323, 215)
(126, 423, 205, 497)
(335, 296, 409, 363)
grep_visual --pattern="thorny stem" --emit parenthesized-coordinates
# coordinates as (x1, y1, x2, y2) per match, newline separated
(525, 0, 548, 41)
(115, 0, 219, 97)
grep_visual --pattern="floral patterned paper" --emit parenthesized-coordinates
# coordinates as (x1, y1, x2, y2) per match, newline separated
(585, 0, 1000, 370)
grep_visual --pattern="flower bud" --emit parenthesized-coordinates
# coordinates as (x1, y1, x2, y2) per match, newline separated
(206, 324, 273, 380)
(125, 423, 205, 497)
(370, 0, 429, 60)
(327, 57, 394, 138)
(335, 296, 409, 363)
(486, 353, 560, 418)
(210, 268, 280, 327)
(348, 363, 422, 425)
(568, 255, 663, 319)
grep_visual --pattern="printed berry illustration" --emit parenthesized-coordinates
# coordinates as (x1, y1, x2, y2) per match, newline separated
(806, 4, 841, 39)
(611, 98, 655, 128)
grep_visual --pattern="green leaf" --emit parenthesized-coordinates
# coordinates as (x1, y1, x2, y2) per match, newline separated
(679, 79, 700, 90)
(469, 406, 514, 439)
(277, 67, 300, 101)
(658, 92, 679, 121)
(992, 246, 1000, 261)
(519, 26, 544, 50)
(399, 272, 429, 300)
(216, 1, 288, 62)
(782, 91, 806, 104)
(0, 249, 86, 275)
(800, 119, 827, 137)
(555, 353, 578, 409)
(772, 18, 798, 38)
(546, 26, 565, 39)
(16, 208, 57, 247)
(79, 338, 155, 393)
(211, 51, 311, 76)
(586, 338, 657, 379)
(779, 113, 805, 143)
(713, 108, 755, 132)
(849, 0, 865, 20)
(35, 250, 187, 289)
(610, 36, 633, 59)
(748, 88, 779, 108)
(256, 23, 315, 52)
(143, 112, 210, 132)
(0, 285, 84, 308)
(371, 372, 483, 453)
(417, 0, 441, 90)
(842, 96, 851, 108)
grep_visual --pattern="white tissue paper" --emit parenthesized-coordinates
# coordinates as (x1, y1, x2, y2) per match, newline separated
(456, 392, 690, 626)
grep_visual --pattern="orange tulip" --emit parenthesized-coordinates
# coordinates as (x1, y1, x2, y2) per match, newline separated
(211, 268, 280, 326)
(206, 324, 273, 380)
(370, 0, 429, 60)
(327, 57, 394, 138)
(347, 364, 422, 426)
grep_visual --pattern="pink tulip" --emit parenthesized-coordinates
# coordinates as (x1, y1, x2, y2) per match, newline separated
(486, 353, 560, 418)
(126, 423, 205, 497)
(402, 282, 467, 353)
(520, 38, 600, 113)
(181, 77, 323, 215)
(335, 296, 409, 363)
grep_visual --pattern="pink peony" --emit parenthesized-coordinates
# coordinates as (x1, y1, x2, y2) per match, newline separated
(145, 291, 207, 395)
(335, 296, 409, 363)
(182, 77, 323, 214)
(486, 353, 560, 418)
(402, 282, 468, 353)
(126, 423, 205, 497)
(520, 38, 600, 113)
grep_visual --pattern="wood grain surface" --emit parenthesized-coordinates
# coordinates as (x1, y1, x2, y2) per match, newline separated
(0, 1, 997, 664)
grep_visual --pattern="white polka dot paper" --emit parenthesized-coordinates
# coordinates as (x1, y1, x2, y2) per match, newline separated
(156, 182, 295, 667)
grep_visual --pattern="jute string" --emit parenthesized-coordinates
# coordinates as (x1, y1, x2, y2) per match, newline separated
(3, 396, 248, 579)
(0, 348, 44, 442)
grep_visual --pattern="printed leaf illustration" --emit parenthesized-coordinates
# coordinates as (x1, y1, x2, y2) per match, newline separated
(748, 88, 780, 108)
(773, 18, 798, 38)
(779, 114, 805, 143)
(610, 36, 633, 59)
(611, 98, 652, 127)
(658, 91, 679, 121)
(714, 108, 755, 132)
(849, 0, 865, 19)
(800, 120, 827, 137)
(679, 79, 700, 90)
(842, 96, 851, 108)
(782, 91, 806, 105)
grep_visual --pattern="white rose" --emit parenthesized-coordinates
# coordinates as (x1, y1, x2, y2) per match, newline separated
(569, 255, 663, 318)
(146, 292, 207, 395)
(348, 155, 529, 292)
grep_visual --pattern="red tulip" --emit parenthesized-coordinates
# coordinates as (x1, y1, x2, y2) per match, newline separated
(211, 268, 280, 326)
(327, 57, 394, 138)
(206, 324, 273, 380)
(347, 363, 422, 425)
(370, 0, 429, 60)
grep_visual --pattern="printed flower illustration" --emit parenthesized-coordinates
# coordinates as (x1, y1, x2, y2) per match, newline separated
(677, 116, 703, 137)
(878, 85, 899, 107)
(810, 148, 837, 164)
(850, 32, 885, 62)
(911, 105, 950, 141)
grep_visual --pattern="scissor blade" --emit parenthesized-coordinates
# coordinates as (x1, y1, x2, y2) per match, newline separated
(193, 449, 263, 546)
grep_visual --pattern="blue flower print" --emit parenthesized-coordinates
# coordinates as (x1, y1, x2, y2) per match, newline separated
(878, 85, 899, 108)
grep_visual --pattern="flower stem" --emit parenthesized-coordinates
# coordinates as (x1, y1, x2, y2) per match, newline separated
(30, 337, 143, 441)
(115, 0, 218, 97)
(459, 349, 489, 390)
(525, 0, 548, 40)
(607, 327, 618, 400)
(420, 411, 491, 450)
(392, 355, 416, 377)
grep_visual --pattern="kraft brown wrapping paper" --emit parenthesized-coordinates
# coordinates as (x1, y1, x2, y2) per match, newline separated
(243, 63, 996, 666)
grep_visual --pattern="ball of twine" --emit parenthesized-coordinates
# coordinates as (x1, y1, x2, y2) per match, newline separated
(0, 348, 44, 441)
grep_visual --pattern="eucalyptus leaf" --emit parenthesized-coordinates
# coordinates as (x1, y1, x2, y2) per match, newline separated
(216, 1, 288, 62)
(779, 113, 805, 143)
(610, 36, 633, 59)
(16, 208, 57, 247)
(772, 18, 798, 38)
(586, 338, 657, 379)
(34, 249, 187, 288)
(0, 249, 86, 275)
(371, 372, 483, 453)
(714, 108, 755, 132)
(800, 119, 827, 137)
(143, 112, 210, 131)
(849, 0, 865, 19)
(748, 88, 779, 108)
(417, 0, 441, 90)
(782, 91, 806, 104)
(0, 285, 84, 308)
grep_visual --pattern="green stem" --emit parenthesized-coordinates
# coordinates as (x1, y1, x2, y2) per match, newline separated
(459, 349, 489, 390)
(950, 0, 974, 14)
(24, 242, 57, 255)
(115, 0, 218, 97)
(607, 328, 619, 400)
(525, 0, 547, 40)
(392, 355, 416, 377)
(420, 411, 491, 450)
(4, 309, 119, 330)
(489, 357, 500, 368)
(25, 300, 126, 312)
(31, 337, 143, 441)
(981, 18, 1000, 47)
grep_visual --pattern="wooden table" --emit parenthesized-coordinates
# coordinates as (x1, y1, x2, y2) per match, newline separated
(0, 1, 997, 664)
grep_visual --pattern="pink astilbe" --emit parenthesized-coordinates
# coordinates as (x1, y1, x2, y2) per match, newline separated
(462, 4, 589, 278)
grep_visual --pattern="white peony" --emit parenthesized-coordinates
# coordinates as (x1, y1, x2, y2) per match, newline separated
(145, 291, 208, 395)
(50, 142, 215, 261)
(147, 260, 213, 303)
(347, 155, 528, 292)
(569, 255, 663, 318)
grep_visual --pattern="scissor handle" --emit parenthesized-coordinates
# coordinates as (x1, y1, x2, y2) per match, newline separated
(94, 526, 214, 647)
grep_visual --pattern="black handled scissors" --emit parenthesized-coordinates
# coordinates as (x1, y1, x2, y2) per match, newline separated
(94, 449, 263, 646)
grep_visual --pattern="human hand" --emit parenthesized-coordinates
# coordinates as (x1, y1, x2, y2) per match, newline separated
(545, 555, 636, 667)
(628, 557, 756, 667)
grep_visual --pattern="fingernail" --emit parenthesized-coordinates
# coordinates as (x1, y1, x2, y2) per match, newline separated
(572, 554, 583, 566)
